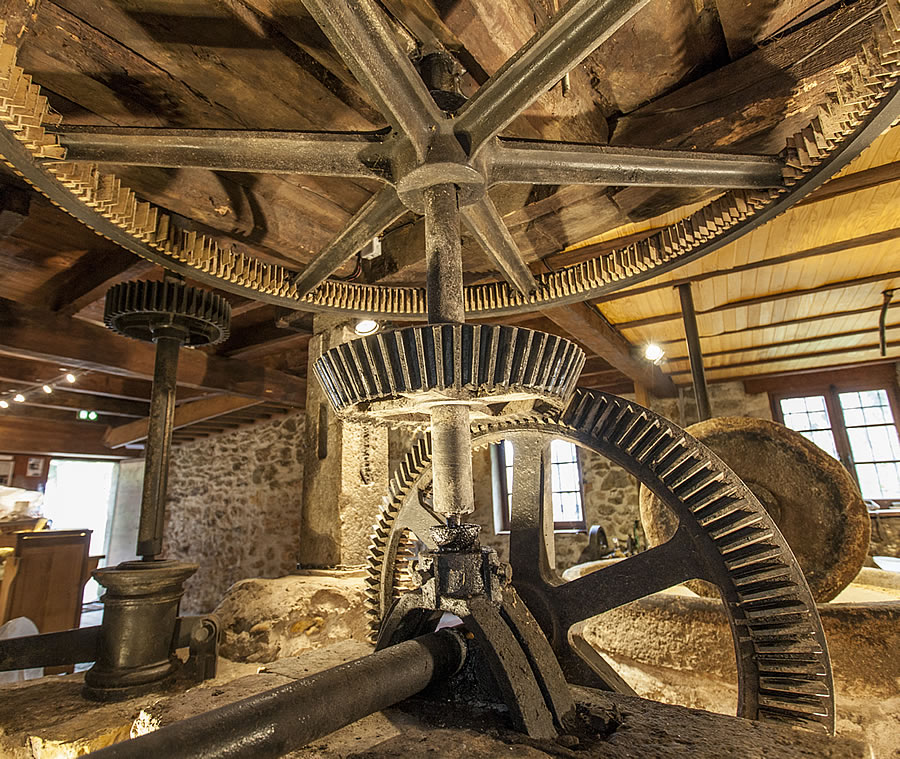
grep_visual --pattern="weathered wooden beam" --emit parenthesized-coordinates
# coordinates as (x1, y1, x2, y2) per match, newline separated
(0, 416, 136, 458)
(30, 248, 155, 316)
(616, 268, 900, 331)
(104, 395, 263, 448)
(0, 383, 148, 417)
(0, 298, 307, 404)
(541, 302, 676, 397)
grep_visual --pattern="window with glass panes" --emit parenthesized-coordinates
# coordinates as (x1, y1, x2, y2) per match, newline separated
(493, 438, 586, 531)
(772, 373, 900, 504)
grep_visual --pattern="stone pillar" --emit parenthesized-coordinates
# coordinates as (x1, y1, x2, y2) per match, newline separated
(298, 316, 389, 567)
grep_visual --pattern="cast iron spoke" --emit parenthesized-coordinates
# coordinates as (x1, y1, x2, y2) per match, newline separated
(462, 196, 538, 296)
(453, 0, 651, 153)
(300, 0, 444, 161)
(551, 524, 703, 629)
(489, 139, 786, 188)
(506, 432, 558, 588)
(50, 126, 392, 181)
(292, 185, 406, 297)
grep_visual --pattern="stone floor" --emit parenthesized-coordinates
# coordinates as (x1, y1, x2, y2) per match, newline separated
(0, 640, 870, 758)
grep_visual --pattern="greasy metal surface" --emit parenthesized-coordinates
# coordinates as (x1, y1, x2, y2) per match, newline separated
(84, 560, 198, 701)
(677, 283, 711, 422)
(89, 630, 467, 759)
(365, 390, 836, 733)
(0, 2, 897, 316)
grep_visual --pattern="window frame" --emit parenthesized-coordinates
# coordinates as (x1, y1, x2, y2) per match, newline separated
(490, 439, 588, 533)
(763, 365, 900, 505)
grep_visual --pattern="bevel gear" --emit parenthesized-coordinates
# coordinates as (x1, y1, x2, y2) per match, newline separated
(104, 279, 231, 346)
(314, 323, 585, 424)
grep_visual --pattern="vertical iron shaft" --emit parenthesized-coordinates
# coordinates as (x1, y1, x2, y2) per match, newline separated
(138, 333, 182, 559)
(677, 283, 711, 422)
(424, 183, 475, 517)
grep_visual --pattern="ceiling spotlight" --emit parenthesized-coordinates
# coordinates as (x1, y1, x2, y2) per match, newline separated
(0, 400, 8, 409)
(354, 319, 379, 336)
(13, 393, 25, 403)
(42, 385, 53, 394)
(643, 343, 665, 364)
(65, 373, 77, 383)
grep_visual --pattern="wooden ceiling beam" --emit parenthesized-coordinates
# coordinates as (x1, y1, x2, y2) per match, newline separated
(617, 268, 900, 331)
(594, 227, 900, 306)
(796, 160, 900, 208)
(0, 298, 307, 404)
(663, 323, 900, 365)
(104, 395, 263, 448)
(667, 340, 900, 376)
(653, 302, 900, 346)
(0, 355, 155, 401)
(541, 303, 676, 397)
(0, 416, 135, 458)
(30, 248, 155, 316)
(0, 383, 148, 417)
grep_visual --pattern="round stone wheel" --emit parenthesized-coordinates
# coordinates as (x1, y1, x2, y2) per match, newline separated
(640, 416, 870, 602)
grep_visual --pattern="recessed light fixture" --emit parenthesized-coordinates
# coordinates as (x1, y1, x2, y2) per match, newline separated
(65, 373, 77, 384)
(13, 393, 25, 403)
(643, 343, 665, 364)
(42, 385, 53, 394)
(0, 400, 8, 409)
(354, 319, 379, 336)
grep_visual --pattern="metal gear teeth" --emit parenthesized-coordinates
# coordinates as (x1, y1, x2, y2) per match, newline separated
(366, 389, 835, 732)
(315, 324, 585, 417)
(0, 10, 898, 316)
(104, 279, 232, 346)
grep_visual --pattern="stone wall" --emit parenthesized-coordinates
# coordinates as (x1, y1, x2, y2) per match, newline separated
(163, 412, 306, 614)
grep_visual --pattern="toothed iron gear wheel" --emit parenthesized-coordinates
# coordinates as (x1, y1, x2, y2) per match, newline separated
(365, 390, 836, 733)
(314, 324, 585, 424)
(104, 279, 231, 346)
(0, 3, 897, 317)
(640, 416, 871, 603)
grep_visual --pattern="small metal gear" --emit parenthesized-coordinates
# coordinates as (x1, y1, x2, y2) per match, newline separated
(104, 279, 231, 346)
(314, 324, 585, 424)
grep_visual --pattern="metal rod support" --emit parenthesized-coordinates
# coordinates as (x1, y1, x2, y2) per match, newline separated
(677, 283, 712, 421)
(138, 333, 182, 559)
(489, 140, 785, 189)
(51, 127, 391, 180)
(430, 404, 476, 517)
(424, 184, 465, 323)
(89, 630, 466, 759)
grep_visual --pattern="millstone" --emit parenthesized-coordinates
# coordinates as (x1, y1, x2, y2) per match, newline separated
(639, 416, 870, 602)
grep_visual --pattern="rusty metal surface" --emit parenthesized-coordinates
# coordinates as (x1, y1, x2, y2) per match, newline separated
(641, 416, 872, 602)
(365, 390, 837, 733)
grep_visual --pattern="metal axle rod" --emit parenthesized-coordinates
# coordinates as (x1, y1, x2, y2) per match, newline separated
(51, 126, 391, 181)
(489, 140, 785, 188)
(90, 630, 466, 759)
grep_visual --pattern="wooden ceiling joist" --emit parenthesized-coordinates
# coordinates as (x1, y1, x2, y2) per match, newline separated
(0, 298, 307, 405)
(542, 303, 676, 397)
(617, 269, 900, 331)
(0, 385, 148, 418)
(0, 416, 136, 458)
(595, 227, 900, 306)
(104, 395, 264, 448)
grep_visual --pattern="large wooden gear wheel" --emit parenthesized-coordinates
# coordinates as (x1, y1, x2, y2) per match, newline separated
(365, 390, 837, 733)
(0, 0, 898, 317)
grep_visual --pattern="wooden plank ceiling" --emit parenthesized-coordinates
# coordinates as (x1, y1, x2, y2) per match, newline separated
(0, 0, 896, 456)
